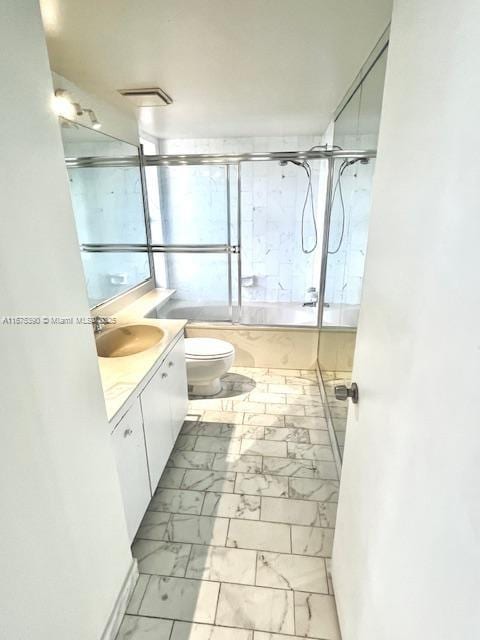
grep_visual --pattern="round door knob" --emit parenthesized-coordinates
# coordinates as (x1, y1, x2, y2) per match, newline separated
(162, 372, 168, 379)
(334, 382, 359, 404)
(168, 361, 174, 368)
(123, 428, 133, 438)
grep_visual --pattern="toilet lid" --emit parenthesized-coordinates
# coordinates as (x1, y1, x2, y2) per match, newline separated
(185, 338, 234, 359)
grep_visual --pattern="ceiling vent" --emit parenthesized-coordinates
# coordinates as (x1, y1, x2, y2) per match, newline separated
(118, 87, 173, 107)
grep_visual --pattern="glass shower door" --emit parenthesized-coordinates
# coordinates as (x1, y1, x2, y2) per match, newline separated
(145, 162, 239, 322)
(238, 159, 326, 326)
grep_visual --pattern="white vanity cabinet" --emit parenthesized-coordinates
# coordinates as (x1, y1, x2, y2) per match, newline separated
(110, 332, 189, 541)
(140, 335, 189, 493)
(111, 398, 151, 542)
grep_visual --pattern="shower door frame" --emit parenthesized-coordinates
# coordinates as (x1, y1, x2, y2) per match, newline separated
(69, 147, 376, 329)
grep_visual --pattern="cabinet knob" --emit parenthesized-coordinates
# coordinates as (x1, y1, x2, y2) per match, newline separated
(162, 372, 168, 379)
(123, 428, 133, 438)
(168, 361, 174, 368)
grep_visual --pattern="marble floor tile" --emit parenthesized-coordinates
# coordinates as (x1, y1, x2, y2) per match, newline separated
(158, 467, 186, 489)
(310, 462, 339, 481)
(139, 575, 220, 624)
(168, 451, 216, 470)
(182, 421, 237, 437)
(266, 403, 305, 416)
(286, 395, 323, 406)
(291, 526, 335, 558)
(227, 519, 291, 553)
(249, 391, 287, 404)
(213, 453, 262, 473)
(254, 634, 317, 640)
(261, 497, 337, 528)
(181, 470, 236, 493)
(256, 551, 328, 594)
(288, 478, 339, 503)
(171, 622, 253, 640)
(268, 368, 301, 376)
(262, 457, 317, 478)
(202, 410, 245, 424)
(186, 544, 257, 584)
(294, 592, 341, 640)
(285, 376, 318, 387)
(216, 583, 295, 634)
(287, 443, 334, 462)
(304, 405, 327, 418)
(126, 573, 150, 614)
(233, 425, 266, 439)
(235, 473, 289, 498)
(165, 514, 229, 546)
(243, 413, 285, 427)
(308, 430, 332, 445)
(265, 427, 310, 443)
(136, 511, 171, 541)
(116, 614, 173, 639)
(284, 416, 328, 430)
(174, 435, 198, 451)
(240, 438, 287, 458)
(194, 435, 241, 454)
(302, 386, 322, 396)
(150, 489, 204, 515)
(202, 492, 261, 520)
(229, 401, 266, 414)
(132, 539, 191, 576)
(268, 384, 305, 396)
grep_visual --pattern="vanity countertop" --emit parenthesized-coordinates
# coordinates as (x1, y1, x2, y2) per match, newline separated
(97, 288, 187, 424)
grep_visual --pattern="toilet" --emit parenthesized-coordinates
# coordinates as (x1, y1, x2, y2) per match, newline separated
(184, 337, 235, 396)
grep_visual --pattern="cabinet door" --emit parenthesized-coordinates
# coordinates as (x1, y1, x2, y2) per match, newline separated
(165, 337, 189, 441)
(140, 362, 174, 494)
(111, 399, 151, 543)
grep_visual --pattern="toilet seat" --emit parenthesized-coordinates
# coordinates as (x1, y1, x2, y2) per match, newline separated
(185, 338, 234, 360)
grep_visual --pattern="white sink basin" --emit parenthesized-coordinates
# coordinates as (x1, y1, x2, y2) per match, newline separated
(96, 324, 164, 358)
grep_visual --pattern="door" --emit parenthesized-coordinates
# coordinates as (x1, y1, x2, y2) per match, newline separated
(332, 3, 480, 639)
(164, 337, 189, 441)
(111, 399, 151, 542)
(140, 362, 174, 494)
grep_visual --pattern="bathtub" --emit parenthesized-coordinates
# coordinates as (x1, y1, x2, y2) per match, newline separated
(147, 299, 318, 326)
(147, 298, 359, 328)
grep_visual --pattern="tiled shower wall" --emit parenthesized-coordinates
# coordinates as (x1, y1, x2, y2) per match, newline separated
(156, 136, 328, 308)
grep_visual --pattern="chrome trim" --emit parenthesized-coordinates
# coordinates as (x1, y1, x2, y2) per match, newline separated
(237, 162, 242, 324)
(226, 165, 233, 322)
(139, 144, 155, 282)
(81, 243, 237, 254)
(65, 149, 376, 168)
(317, 159, 335, 328)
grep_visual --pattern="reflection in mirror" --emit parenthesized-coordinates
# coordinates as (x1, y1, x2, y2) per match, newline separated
(60, 120, 151, 307)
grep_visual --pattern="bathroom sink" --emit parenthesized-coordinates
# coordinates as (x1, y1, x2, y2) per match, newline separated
(96, 324, 164, 358)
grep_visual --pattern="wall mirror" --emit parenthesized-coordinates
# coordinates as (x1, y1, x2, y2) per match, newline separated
(60, 120, 151, 308)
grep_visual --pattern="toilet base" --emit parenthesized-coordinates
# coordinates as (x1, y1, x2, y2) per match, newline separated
(189, 377, 222, 397)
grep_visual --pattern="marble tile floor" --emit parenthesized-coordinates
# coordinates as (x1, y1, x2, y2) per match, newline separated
(117, 367, 342, 640)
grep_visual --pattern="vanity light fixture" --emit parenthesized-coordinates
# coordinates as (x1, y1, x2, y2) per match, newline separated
(53, 89, 102, 130)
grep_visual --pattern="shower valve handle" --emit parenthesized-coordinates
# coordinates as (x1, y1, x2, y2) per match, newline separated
(334, 383, 359, 404)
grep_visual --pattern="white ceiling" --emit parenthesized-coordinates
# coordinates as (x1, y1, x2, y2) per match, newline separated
(41, 0, 392, 139)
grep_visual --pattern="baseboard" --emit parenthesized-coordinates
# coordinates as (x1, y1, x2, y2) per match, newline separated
(100, 558, 139, 640)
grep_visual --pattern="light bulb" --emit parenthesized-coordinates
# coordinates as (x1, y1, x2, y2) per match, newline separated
(52, 90, 76, 119)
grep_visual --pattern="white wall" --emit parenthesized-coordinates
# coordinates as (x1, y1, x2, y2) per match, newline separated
(333, 0, 480, 638)
(52, 71, 139, 145)
(0, 3, 133, 639)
